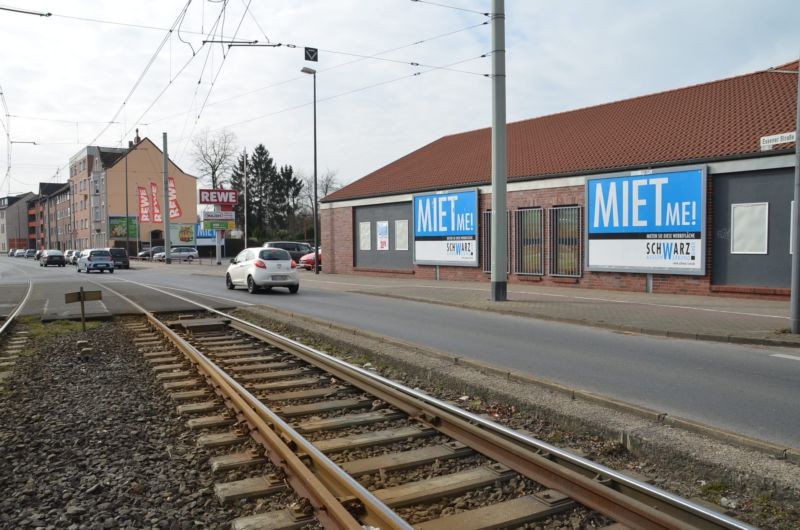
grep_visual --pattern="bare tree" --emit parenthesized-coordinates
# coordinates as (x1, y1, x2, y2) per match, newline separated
(300, 169, 342, 213)
(192, 128, 237, 188)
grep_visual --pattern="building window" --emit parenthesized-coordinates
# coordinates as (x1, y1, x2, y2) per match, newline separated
(359, 221, 371, 251)
(549, 205, 582, 277)
(514, 208, 544, 275)
(731, 202, 768, 254)
(480, 210, 511, 273)
(395, 220, 408, 251)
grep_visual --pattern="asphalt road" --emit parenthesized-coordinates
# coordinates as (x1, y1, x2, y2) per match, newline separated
(2, 256, 798, 447)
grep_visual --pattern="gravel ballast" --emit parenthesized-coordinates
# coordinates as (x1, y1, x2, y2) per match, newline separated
(0, 319, 247, 529)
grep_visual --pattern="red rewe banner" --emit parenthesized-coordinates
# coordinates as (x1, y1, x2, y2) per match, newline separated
(150, 182, 163, 223)
(199, 188, 239, 204)
(168, 177, 182, 219)
(138, 187, 151, 222)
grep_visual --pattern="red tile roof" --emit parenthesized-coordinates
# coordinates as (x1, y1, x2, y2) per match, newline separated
(325, 61, 798, 203)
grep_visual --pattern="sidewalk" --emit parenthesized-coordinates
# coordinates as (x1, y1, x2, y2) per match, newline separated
(133, 259, 799, 347)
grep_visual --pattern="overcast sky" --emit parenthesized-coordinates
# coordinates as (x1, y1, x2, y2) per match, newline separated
(1, 0, 798, 197)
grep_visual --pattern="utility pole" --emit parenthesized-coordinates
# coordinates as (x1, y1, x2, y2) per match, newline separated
(162, 132, 171, 264)
(125, 141, 132, 255)
(244, 147, 248, 246)
(790, 57, 800, 332)
(490, 0, 508, 301)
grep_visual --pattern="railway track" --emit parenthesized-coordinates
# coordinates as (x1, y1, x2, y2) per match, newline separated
(0, 280, 33, 385)
(101, 281, 756, 530)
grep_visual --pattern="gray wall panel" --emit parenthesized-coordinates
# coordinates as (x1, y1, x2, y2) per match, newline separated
(354, 202, 412, 269)
(712, 168, 793, 287)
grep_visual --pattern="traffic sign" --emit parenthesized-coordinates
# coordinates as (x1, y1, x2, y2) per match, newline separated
(203, 220, 235, 230)
(304, 47, 318, 62)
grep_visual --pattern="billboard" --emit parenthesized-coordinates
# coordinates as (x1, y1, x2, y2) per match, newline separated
(170, 223, 196, 245)
(585, 166, 706, 275)
(413, 189, 478, 266)
(108, 216, 138, 239)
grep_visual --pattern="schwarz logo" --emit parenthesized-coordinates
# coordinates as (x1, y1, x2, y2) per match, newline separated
(645, 241, 696, 261)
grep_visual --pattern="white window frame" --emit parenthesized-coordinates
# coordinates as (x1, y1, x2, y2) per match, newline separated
(730, 202, 768, 255)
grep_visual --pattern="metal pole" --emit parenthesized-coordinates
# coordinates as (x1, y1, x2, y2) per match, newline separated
(490, 0, 507, 301)
(125, 142, 130, 255)
(313, 71, 319, 275)
(162, 132, 171, 264)
(790, 57, 800, 332)
(244, 147, 248, 246)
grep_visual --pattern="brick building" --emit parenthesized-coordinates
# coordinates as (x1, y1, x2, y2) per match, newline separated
(68, 134, 197, 253)
(321, 61, 799, 297)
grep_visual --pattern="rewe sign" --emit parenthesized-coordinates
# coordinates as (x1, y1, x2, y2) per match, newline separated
(199, 189, 239, 205)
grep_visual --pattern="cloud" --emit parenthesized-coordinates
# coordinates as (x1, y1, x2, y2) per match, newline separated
(1, 0, 798, 196)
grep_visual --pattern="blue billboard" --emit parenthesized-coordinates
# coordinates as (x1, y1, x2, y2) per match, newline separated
(413, 189, 479, 266)
(586, 167, 706, 275)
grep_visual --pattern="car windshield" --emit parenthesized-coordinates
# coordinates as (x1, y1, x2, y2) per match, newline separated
(259, 249, 291, 261)
(90, 250, 111, 257)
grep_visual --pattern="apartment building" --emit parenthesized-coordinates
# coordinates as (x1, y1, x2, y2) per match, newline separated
(68, 134, 197, 253)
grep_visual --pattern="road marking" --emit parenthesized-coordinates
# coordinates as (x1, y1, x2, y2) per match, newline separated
(110, 277, 254, 307)
(151, 285, 255, 306)
(770, 353, 800, 362)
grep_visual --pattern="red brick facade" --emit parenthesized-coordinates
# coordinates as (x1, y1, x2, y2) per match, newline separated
(320, 174, 787, 297)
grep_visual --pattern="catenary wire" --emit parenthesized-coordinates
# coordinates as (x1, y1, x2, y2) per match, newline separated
(409, 0, 489, 16)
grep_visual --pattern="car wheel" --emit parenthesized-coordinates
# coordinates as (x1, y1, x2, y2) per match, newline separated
(247, 276, 258, 294)
(289, 285, 299, 294)
(226, 274, 235, 290)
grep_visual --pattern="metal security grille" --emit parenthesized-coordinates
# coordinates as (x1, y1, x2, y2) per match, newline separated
(480, 210, 511, 273)
(550, 206, 582, 277)
(514, 208, 544, 275)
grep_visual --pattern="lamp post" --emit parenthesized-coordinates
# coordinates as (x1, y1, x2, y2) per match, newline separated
(301, 66, 320, 274)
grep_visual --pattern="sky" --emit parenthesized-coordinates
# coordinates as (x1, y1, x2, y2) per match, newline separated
(1, 0, 798, 197)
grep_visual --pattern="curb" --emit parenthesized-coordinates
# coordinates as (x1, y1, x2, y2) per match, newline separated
(238, 304, 798, 463)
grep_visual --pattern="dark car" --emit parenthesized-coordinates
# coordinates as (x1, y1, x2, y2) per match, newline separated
(24, 249, 36, 259)
(106, 247, 130, 269)
(40, 249, 66, 267)
(137, 246, 164, 260)
(262, 241, 313, 262)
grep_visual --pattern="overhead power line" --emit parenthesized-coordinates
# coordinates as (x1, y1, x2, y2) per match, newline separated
(409, 0, 489, 16)
(147, 21, 489, 127)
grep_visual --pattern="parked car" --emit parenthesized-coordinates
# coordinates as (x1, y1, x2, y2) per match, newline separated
(34, 250, 43, 260)
(76, 249, 114, 273)
(106, 247, 130, 269)
(226, 247, 299, 294)
(153, 247, 199, 262)
(24, 249, 36, 259)
(262, 241, 313, 262)
(7, 248, 14, 256)
(137, 246, 164, 260)
(14, 249, 26, 257)
(40, 249, 66, 267)
(298, 249, 322, 271)
(69, 251, 81, 265)
(64, 250, 75, 263)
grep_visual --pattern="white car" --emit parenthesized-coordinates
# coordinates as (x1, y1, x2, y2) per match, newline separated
(153, 247, 199, 262)
(226, 247, 299, 294)
(76, 248, 115, 273)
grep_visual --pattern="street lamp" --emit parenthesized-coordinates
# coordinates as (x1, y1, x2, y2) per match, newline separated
(301, 66, 320, 275)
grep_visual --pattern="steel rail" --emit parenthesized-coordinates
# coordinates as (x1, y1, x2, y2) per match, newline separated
(108, 280, 757, 530)
(97, 281, 412, 530)
(0, 280, 32, 338)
